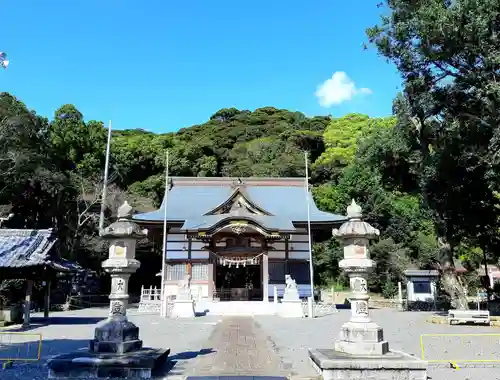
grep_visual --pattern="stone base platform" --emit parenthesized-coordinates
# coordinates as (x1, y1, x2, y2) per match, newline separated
(47, 348, 170, 379)
(279, 299, 304, 318)
(309, 348, 427, 380)
(171, 299, 196, 318)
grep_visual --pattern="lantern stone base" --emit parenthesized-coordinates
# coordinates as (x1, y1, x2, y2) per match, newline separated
(279, 299, 304, 318)
(47, 316, 170, 378)
(47, 348, 170, 379)
(90, 317, 143, 354)
(335, 321, 389, 355)
(309, 349, 428, 380)
(170, 299, 196, 318)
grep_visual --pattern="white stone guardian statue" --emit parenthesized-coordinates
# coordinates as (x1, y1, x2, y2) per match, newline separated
(178, 274, 191, 297)
(279, 274, 303, 318)
(170, 273, 196, 318)
(285, 274, 297, 290)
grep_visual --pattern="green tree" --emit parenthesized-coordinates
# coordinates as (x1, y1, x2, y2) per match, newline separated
(313, 114, 395, 182)
(367, 0, 500, 307)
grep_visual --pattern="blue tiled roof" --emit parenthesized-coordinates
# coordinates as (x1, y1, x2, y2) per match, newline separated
(133, 177, 345, 225)
(0, 229, 81, 271)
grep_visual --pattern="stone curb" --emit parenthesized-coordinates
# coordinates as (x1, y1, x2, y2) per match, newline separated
(426, 314, 500, 327)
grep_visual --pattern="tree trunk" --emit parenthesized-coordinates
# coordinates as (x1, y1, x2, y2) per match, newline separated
(438, 236, 469, 310)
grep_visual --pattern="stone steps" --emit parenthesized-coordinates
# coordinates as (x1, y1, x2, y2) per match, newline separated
(198, 301, 278, 316)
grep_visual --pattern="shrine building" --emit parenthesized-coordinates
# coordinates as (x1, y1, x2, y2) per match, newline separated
(133, 177, 345, 302)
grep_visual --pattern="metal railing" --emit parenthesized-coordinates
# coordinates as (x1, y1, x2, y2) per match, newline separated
(420, 333, 500, 369)
(0, 332, 42, 364)
(301, 300, 338, 318)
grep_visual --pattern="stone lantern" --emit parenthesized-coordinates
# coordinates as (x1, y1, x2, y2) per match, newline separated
(333, 199, 383, 354)
(47, 201, 169, 379)
(91, 200, 147, 354)
(309, 200, 427, 380)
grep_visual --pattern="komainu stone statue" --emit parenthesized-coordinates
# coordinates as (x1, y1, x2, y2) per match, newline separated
(178, 274, 191, 293)
(285, 274, 297, 290)
(283, 274, 299, 301)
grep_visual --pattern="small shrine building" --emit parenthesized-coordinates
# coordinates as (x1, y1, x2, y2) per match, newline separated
(133, 177, 345, 301)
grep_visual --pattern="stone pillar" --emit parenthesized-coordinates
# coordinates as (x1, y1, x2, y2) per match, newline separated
(90, 201, 146, 354)
(207, 262, 214, 300)
(262, 253, 269, 302)
(309, 200, 427, 380)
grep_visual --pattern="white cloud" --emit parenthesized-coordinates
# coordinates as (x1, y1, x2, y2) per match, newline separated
(315, 71, 372, 107)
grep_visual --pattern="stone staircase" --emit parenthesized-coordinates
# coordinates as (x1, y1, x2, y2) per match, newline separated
(198, 300, 278, 316)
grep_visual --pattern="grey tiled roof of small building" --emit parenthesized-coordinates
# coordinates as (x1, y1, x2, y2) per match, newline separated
(133, 177, 346, 226)
(404, 269, 439, 277)
(0, 228, 81, 271)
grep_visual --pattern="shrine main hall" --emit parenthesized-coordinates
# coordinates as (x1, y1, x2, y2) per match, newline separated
(133, 177, 345, 302)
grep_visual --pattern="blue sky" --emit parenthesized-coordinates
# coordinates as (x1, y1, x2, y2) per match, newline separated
(2, 1, 401, 133)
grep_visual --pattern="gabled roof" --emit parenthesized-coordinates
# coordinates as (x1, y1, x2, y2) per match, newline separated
(133, 177, 345, 227)
(0, 229, 81, 272)
(182, 214, 297, 232)
(205, 186, 272, 216)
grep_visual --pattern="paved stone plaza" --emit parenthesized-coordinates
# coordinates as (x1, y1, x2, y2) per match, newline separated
(1, 307, 500, 380)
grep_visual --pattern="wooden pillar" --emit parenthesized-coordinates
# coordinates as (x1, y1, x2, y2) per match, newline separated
(187, 237, 192, 276)
(43, 280, 51, 318)
(262, 253, 269, 302)
(284, 238, 289, 275)
(23, 279, 34, 327)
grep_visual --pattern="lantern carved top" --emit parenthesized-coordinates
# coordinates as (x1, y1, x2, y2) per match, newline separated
(346, 199, 362, 220)
(332, 200, 380, 239)
(100, 201, 148, 239)
(117, 201, 134, 220)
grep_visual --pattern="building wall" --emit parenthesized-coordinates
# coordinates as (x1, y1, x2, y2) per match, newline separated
(406, 276, 438, 302)
(162, 231, 312, 299)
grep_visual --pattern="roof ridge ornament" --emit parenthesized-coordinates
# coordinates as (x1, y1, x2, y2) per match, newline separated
(231, 177, 246, 188)
(347, 199, 362, 220)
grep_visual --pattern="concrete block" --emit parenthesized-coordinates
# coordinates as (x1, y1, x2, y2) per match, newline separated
(448, 309, 491, 325)
(170, 299, 196, 318)
(47, 348, 169, 379)
(309, 348, 427, 380)
(279, 299, 304, 318)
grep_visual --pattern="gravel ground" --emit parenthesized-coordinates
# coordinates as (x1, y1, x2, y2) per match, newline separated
(2, 307, 500, 379)
(256, 308, 500, 380)
(0, 307, 221, 380)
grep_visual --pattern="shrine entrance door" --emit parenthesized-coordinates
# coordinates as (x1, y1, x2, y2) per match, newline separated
(215, 261, 262, 301)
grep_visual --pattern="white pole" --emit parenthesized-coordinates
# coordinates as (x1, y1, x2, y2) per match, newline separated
(160, 151, 169, 317)
(99, 120, 112, 233)
(398, 281, 403, 310)
(304, 151, 315, 318)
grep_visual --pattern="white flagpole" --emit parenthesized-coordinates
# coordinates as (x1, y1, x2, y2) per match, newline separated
(304, 151, 315, 318)
(160, 150, 169, 317)
(99, 120, 112, 233)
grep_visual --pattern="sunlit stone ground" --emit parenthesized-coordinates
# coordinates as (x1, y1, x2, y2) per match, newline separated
(1, 307, 499, 379)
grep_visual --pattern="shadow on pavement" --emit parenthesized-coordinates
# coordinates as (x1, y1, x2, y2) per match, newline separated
(6, 316, 105, 332)
(154, 348, 216, 377)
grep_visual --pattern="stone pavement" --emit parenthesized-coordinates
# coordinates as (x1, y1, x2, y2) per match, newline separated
(184, 317, 290, 377)
(256, 308, 500, 380)
(5, 307, 500, 380)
